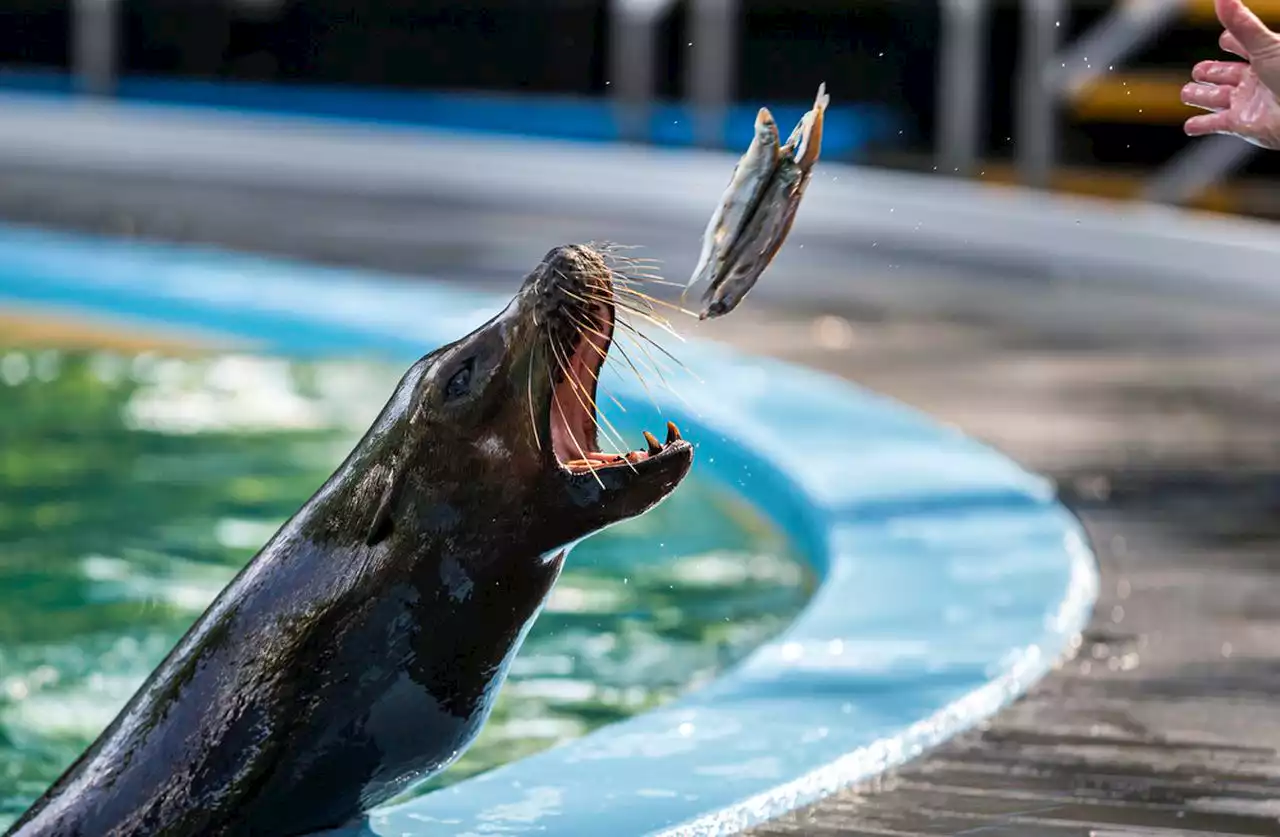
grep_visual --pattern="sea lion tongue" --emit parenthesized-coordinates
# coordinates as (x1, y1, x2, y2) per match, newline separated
(4, 244, 693, 837)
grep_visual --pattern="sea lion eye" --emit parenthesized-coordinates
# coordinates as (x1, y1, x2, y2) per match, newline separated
(444, 358, 475, 402)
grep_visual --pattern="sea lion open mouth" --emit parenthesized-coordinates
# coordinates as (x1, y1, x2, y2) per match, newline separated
(543, 253, 688, 478)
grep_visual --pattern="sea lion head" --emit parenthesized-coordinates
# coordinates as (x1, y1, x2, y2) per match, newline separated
(359, 242, 694, 555)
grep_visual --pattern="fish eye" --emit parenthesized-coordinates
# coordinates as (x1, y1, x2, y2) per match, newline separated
(444, 358, 475, 402)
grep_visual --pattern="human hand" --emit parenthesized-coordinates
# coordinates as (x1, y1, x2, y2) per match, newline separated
(1182, 0, 1280, 150)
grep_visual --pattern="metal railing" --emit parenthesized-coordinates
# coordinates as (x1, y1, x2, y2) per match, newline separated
(71, 0, 119, 97)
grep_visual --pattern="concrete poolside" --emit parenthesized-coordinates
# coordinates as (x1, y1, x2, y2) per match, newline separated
(697, 304, 1280, 836)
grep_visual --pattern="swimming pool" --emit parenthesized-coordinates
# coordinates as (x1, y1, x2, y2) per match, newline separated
(0, 224, 1097, 835)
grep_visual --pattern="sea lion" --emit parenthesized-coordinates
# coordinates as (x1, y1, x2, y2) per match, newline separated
(5, 244, 693, 837)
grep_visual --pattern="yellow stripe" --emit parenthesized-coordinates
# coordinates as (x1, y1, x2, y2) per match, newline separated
(1185, 0, 1280, 24)
(1069, 73, 1195, 124)
(975, 164, 1242, 215)
(0, 307, 231, 354)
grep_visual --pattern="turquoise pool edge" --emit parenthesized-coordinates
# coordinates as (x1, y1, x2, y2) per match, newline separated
(0, 224, 1099, 836)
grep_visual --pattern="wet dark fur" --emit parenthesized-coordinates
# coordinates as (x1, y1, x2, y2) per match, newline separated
(6, 245, 693, 837)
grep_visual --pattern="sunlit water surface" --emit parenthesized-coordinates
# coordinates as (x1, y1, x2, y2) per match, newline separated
(0, 347, 812, 827)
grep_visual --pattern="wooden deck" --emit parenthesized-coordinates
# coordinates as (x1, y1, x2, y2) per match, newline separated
(696, 305, 1280, 837)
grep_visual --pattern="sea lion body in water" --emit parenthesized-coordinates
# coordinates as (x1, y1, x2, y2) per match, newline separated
(6, 245, 693, 837)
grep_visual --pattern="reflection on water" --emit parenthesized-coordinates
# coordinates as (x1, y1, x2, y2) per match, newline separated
(0, 347, 812, 825)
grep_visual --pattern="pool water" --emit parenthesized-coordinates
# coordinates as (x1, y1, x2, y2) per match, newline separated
(0, 346, 813, 828)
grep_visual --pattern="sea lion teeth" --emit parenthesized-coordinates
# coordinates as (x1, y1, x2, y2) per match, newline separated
(643, 431, 663, 455)
(666, 421, 682, 444)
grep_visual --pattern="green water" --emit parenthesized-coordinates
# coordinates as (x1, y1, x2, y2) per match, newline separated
(0, 347, 812, 827)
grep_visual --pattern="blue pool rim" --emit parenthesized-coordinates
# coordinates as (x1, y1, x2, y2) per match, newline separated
(0, 69, 901, 157)
(0, 223, 1098, 836)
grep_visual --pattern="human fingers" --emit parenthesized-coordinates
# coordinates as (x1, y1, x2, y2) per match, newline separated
(1181, 81, 1233, 111)
(1192, 59, 1246, 85)
(1217, 0, 1280, 56)
(1184, 110, 1235, 136)
(1221, 29, 1249, 58)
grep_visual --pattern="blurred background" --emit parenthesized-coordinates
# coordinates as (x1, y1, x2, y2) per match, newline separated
(2, 1, 1280, 835)
(3, 0, 1280, 215)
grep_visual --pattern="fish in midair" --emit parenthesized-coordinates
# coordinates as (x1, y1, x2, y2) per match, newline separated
(685, 107, 782, 295)
(689, 83, 829, 320)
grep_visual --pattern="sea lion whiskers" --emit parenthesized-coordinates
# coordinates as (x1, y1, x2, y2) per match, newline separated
(569, 287, 681, 349)
(565, 262, 693, 346)
(613, 316, 703, 388)
(614, 284, 699, 323)
(564, 276, 693, 370)
(597, 326, 664, 414)
(544, 252, 697, 471)
(555, 280, 668, 405)
(544, 261, 644, 477)
(562, 310, 629, 414)
(526, 343, 542, 452)
(549, 363, 607, 490)
(546, 328, 636, 475)
(549, 269, 650, 474)
(566, 274, 702, 399)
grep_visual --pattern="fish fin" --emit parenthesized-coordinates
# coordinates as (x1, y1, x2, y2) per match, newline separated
(795, 99, 827, 168)
(784, 83, 830, 165)
(366, 461, 405, 547)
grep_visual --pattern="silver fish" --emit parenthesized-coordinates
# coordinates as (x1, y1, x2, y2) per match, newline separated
(698, 83, 828, 320)
(685, 107, 782, 294)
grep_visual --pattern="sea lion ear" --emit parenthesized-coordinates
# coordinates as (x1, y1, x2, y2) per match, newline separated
(366, 461, 405, 547)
